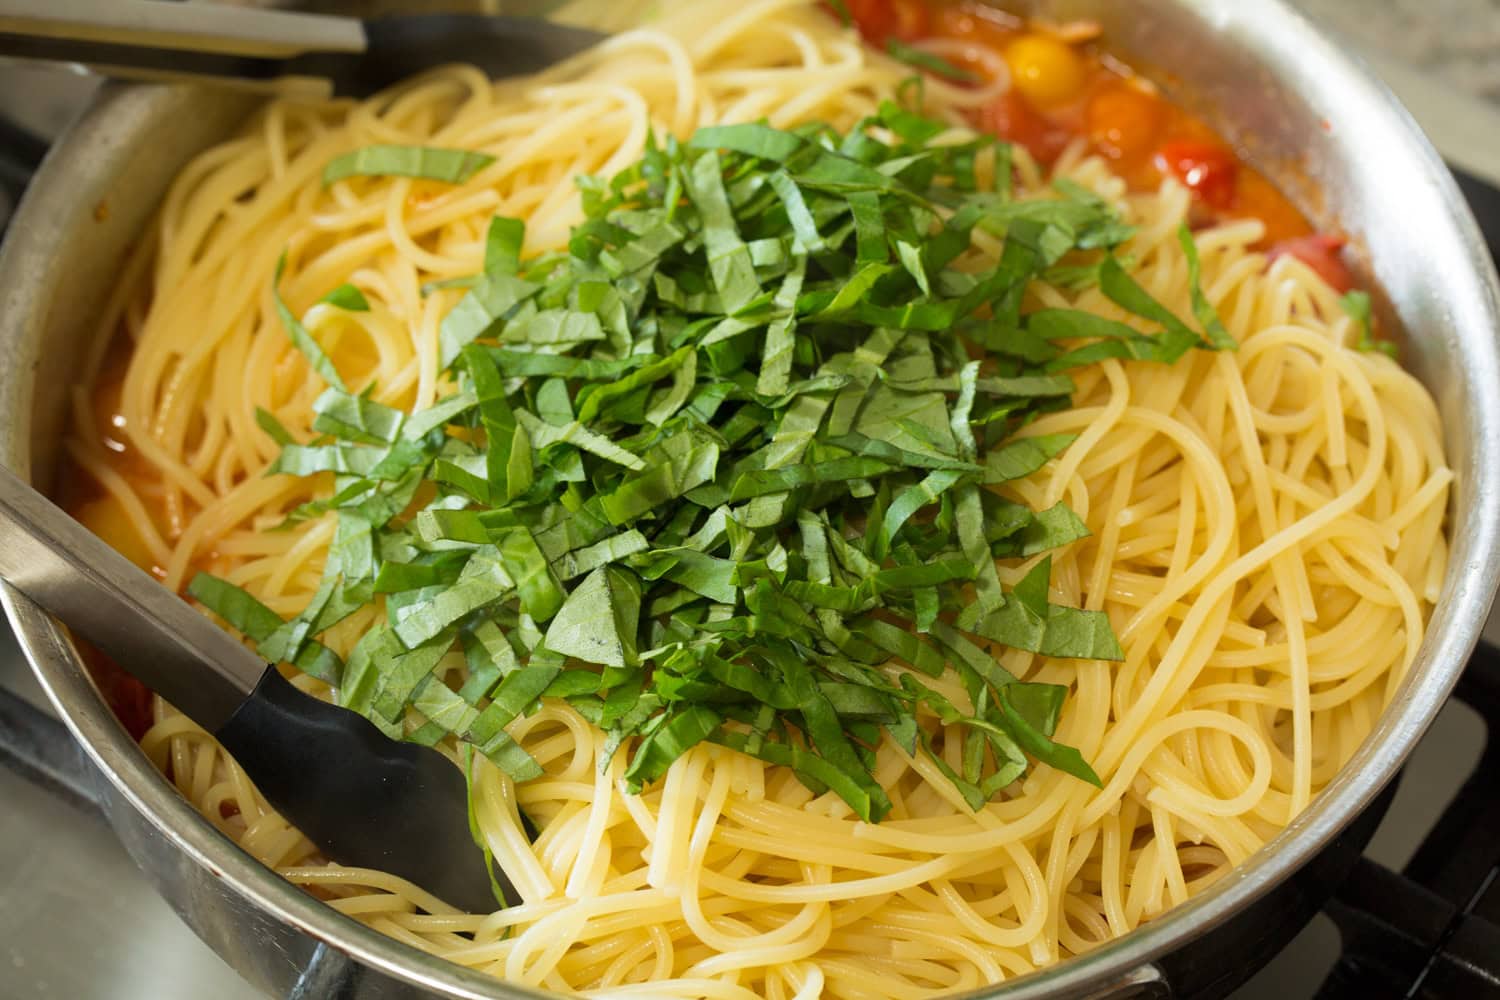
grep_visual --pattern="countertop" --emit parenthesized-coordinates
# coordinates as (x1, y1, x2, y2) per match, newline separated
(1295, 0, 1500, 102)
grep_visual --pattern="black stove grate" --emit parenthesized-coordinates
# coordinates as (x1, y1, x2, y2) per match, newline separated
(1317, 641, 1500, 998)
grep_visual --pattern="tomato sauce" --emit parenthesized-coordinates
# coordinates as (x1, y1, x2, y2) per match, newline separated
(53, 334, 174, 578)
(836, 0, 1350, 283)
(78, 641, 155, 740)
(52, 333, 200, 736)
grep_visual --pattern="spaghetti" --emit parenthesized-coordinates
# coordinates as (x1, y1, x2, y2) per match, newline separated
(64, 1, 1450, 997)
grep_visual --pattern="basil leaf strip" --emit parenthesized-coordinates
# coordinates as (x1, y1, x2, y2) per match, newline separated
(323, 145, 495, 186)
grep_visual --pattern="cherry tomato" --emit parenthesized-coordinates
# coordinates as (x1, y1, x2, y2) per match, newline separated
(1155, 139, 1238, 210)
(1086, 83, 1166, 161)
(1267, 233, 1354, 293)
(1004, 34, 1086, 107)
(836, 0, 930, 45)
(978, 90, 1072, 166)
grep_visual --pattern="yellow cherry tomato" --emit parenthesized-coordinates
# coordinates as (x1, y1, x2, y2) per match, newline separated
(1004, 34, 1086, 108)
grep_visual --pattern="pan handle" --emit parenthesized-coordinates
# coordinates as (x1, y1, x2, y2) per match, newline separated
(0, 680, 105, 815)
(1080, 964, 1172, 998)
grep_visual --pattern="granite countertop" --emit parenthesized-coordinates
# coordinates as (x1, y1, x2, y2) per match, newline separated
(1294, 0, 1500, 101)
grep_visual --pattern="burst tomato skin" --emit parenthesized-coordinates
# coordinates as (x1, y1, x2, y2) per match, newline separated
(836, 0, 930, 45)
(1268, 233, 1355, 293)
(978, 91, 1072, 166)
(1155, 139, 1238, 210)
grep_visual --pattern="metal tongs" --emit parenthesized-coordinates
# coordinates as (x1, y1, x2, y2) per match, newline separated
(0, 463, 511, 912)
(0, 0, 607, 98)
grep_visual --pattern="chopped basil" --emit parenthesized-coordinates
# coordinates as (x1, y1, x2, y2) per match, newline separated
(884, 39, 980, 85)
(323, 145, 495, 186)
(255, 407, 297, 446)
(1341, 289, 1399, 359)
(187, 575, 342, 684)
(198, 107, 1229, 823)
(272, 253, 347, 392)
(1178, 226, 1235, 350)
(320, 283, 370, 312)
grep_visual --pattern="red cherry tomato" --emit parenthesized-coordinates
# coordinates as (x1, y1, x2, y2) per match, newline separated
(1267, 233, 1354, 293)
(978, 91, 1072, 166)
(1155, 139, 1238, 210)
(835, 0, 930, 45)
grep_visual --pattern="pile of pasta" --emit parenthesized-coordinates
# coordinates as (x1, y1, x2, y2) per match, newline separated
(67, 1, 1449, 997)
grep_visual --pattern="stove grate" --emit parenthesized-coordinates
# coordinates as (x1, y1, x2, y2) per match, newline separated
(1317, 639, 1500, 998)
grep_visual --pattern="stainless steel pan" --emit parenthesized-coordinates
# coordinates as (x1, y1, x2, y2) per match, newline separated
(3, 2, 1499, 997)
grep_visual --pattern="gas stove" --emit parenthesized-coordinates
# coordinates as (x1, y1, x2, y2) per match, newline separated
(1, 42, 1499, 1000)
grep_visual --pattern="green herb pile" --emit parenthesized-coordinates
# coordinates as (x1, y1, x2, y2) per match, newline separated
(191, 97, 1232, 822)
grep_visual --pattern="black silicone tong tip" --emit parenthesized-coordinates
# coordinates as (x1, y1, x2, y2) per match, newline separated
(216, 667, 515, 914)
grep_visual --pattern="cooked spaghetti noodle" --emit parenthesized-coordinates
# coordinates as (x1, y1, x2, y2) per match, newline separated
(65, 1, 1450, 997)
